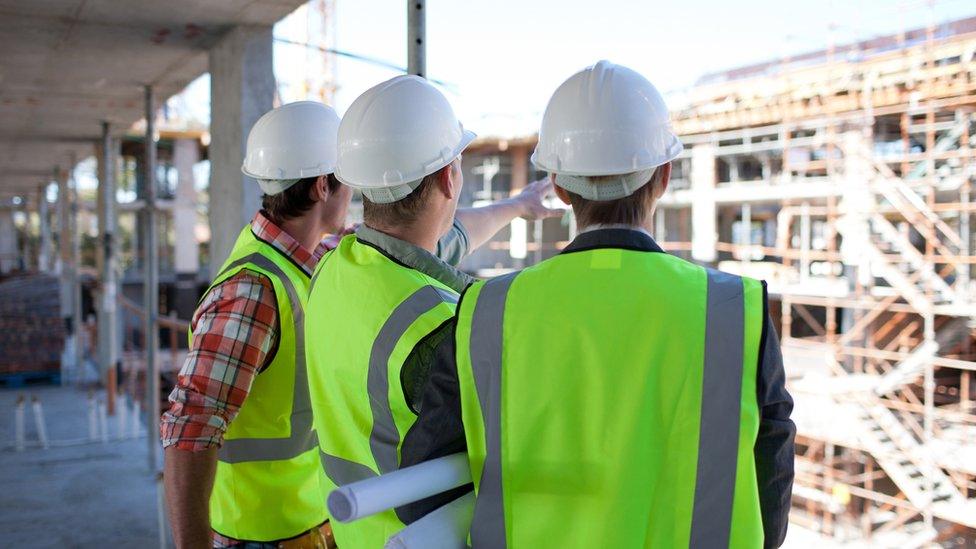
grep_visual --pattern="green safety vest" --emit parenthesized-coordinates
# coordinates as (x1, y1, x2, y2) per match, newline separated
(306, 235, 459, 549)
(455, 247, 765, 548)
(190, 227, 326, 542)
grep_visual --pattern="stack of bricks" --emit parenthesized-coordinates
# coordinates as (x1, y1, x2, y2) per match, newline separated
(0, 274, 65, 379)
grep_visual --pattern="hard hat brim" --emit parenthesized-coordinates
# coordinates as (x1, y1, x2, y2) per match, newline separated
(336, 128, 476, 204)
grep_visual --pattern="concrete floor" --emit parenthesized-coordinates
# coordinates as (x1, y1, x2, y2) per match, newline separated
(0, 385, 160, 548)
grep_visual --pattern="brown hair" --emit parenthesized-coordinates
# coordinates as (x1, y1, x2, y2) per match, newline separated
(362, 166, 446, 229)
(262, 174, 341, 225)
(564, 167, 665, 228)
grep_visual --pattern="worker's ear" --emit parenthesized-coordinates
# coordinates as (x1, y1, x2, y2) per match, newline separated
(436, 164, 456, 200)
(552, 176, 572, 206)
(310, 174, 330, 203)
(658, 162, 671, 194)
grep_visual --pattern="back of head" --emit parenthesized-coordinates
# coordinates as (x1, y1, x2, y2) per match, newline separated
(335, 75, 475, 228)
(532, 61, 682, 227)
(242, 101, 342, 224)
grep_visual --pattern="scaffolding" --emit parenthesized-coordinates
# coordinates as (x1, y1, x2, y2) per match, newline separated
(657, 15, 976, 545)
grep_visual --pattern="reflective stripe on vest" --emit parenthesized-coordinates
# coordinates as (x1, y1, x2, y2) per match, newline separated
(214, 253, 318, 464)
(368, 285, 459, 475)
(465, 269, 746, 548)
(318, 285, 458, 485)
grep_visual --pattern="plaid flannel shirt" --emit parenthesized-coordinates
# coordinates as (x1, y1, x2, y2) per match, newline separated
(160, 211, 337, 453)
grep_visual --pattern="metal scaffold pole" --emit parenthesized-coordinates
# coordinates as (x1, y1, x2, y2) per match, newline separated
(407, 0, 425, 77)
(100, 121, 119, 413)
(70, 153, 83, 383)
(143, 85, 160, 472)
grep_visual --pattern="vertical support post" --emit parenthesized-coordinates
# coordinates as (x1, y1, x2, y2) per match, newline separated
(691, 144, 717, 263)
(959, 110, 971, 296)
(37, 184, 52, 272)
(57, 166, 74, 385)
(782, 296, 792, 344)
(407, 0, 426, 77)
(70, 155, 83, 382)
(800, 202, 811, 283)
(144, 85, 160, 472)
(172, 138, 200, 320)
(741, 203, 751, 264)
(922, 311, 935, 531)
(100, 122, 120, 415)
(0, 208, 17, 274)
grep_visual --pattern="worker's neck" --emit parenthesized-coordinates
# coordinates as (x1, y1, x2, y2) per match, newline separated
(279, 213, 327, 253)
(366, 219, 441, 253)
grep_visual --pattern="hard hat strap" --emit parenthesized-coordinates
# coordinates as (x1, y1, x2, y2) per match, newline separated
(554, 168, 656, 202)
(257, 178, 301, 196)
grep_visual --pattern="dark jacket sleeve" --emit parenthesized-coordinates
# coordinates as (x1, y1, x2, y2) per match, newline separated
(395, 320, 472, 524)
(755, 286, 796, 548)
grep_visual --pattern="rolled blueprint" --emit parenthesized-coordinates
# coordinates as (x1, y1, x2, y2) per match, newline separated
(328, 453, 471, 523)
(385, 492, 475, 549)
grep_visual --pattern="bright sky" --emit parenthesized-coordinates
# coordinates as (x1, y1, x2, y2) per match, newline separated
(321, 0, 976, 137)
(175, 0, 976, 137)
(71, 0, 973, 196)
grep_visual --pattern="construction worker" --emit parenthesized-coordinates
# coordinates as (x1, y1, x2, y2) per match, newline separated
(162, 99, 555, 549)
(399, 61, 796, 548)
(305, 75, 562, 548)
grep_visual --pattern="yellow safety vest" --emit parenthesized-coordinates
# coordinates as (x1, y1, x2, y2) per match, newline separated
(455, 245, 765, 548)
(306, 234, 459, 548)
(191, 226, 327, 542)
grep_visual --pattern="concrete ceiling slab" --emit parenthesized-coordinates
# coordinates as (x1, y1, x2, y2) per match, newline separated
(0, 0, 304, 199)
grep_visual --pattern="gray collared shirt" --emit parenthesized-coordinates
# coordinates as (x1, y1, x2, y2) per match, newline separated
(354, 220, 474, 294)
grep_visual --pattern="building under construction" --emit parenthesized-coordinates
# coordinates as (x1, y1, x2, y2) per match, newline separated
(1, 1, 974, 545)
(459, 16, 976, 546)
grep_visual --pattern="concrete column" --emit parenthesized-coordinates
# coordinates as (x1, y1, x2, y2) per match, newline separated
(208, 25, 274, 278)
(510, 146, 528, 193)
(173, 138, 200, 319)
(70, 160, 83, 382)
(0, 209, 17, 274)
(57, 167, 77, 383)
(839, 130, 873, 358)
(691, 144, 718, 263)
(36, 185, 52, 272)
(97, 123, 120, 381)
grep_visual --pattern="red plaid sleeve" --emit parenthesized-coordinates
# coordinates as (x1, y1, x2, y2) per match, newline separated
(160, 270, 279, 451)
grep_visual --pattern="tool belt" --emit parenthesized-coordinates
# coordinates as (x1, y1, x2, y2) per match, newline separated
(225, 521, 337, 549)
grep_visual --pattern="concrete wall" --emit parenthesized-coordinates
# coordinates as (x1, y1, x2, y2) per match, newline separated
(208, 25, 274, 278)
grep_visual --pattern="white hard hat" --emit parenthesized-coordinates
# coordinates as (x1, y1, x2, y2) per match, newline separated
(242, 101, 340, 195)
(335, 75, 476, 204)
(531, 60, 683, 201)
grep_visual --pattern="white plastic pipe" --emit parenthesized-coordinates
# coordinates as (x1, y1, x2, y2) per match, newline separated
(328, 453, 471, 523)
(98, 401, 109, 443)
(14, 396, 25, 452)
(384, 492, 474, 549)
(131, 399, 141, 438)
(32, 396, 49, 449)
(117, 394, 128, 440)
(88, 393, 98, 441)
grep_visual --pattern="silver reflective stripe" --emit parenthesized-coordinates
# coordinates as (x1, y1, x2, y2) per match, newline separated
(689, 269, 745, 549)
(467, 273, 518, 549)
(320, 451, 377, 486)
(368, 286, 459, 474)
(214, 254, 318, 464)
